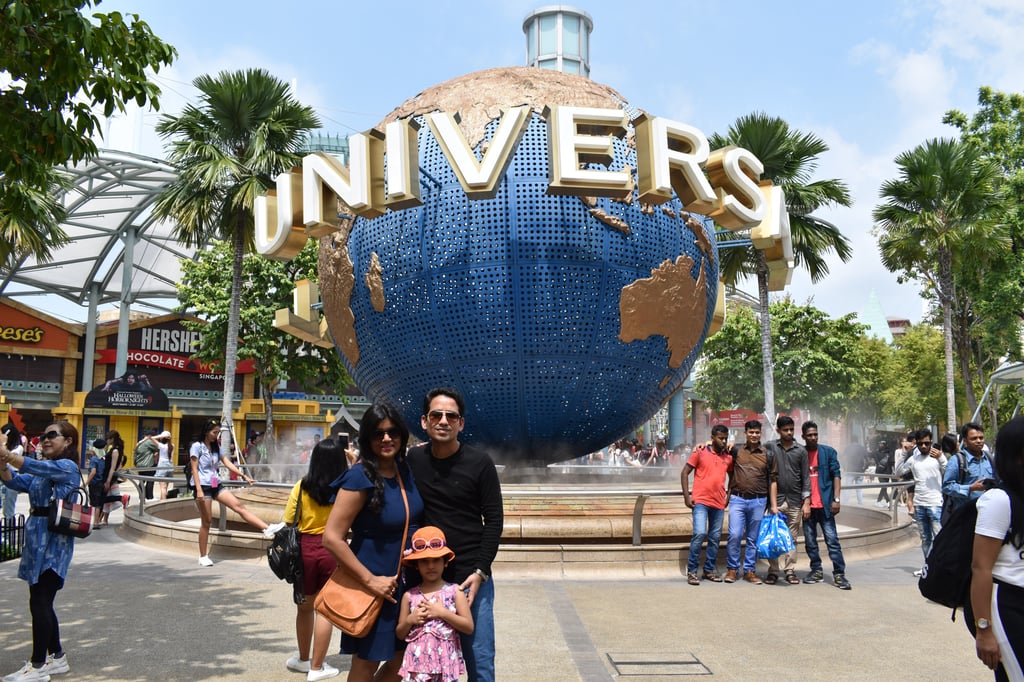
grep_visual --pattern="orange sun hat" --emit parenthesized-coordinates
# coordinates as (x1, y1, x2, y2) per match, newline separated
(402, 526, 455, 565)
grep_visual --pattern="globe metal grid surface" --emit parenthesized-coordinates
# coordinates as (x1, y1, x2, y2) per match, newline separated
(335, 111, 718, 460)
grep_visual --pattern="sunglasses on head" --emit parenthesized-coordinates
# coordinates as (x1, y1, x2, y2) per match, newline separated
(411, 536, 447, 551)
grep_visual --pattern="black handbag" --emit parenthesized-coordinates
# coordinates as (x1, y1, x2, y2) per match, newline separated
(267, 487, 304, 603)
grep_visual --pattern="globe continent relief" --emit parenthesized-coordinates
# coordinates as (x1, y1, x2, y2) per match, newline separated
(318, 67, 719, 462)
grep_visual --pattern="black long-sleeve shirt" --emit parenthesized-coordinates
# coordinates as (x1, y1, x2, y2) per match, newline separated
(406, 442, 504, 583)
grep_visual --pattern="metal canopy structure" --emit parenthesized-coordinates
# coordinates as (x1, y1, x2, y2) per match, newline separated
(972, 361, 1024, 423)
(0, 150, 202, 388)
(0, 150, 194, 315)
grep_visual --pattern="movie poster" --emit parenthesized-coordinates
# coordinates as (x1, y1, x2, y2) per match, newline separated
(84, 371, 170, 411)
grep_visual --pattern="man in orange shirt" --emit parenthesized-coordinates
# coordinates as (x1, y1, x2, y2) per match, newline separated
(681, 424, 733, 585)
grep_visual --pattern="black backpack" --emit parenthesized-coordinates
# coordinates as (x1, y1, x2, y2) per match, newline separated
(266, 487, 304, 604)
(183, 457, 196, 493)
(919, 486, 1021, 620)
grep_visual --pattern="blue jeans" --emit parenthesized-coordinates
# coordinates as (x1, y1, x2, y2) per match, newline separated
(727, 495, 766, 573)
(687, 504, 725, 574)
(913, 505, 942, 558)
(1, 485, 17, 518)
(461, 577, 495, 682)
(803, 508, 846, 574)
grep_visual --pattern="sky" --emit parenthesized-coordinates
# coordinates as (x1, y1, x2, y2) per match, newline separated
(55, 0, 1024, 325)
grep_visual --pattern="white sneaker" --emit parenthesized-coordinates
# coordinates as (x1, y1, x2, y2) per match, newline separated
(41, 654, 68, 676)
(3, 661, 50, 681)
(307, 663, 340, 681)
(198, 555, 214, 567)
(286, 655, 310, 673)
(263, 522, 286, 538)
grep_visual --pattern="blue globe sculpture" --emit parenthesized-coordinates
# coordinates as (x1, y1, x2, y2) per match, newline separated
(318, 67, 719, 462)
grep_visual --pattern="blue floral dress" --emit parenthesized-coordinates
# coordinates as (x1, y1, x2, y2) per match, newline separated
(2, 457, 80, 584)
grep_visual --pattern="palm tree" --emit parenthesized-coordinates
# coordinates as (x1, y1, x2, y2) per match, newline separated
(874, 138, 1006, 431)
(710, 113, 852, 427)
(0, 166, 71, 270)
(154, 69, 320, 455)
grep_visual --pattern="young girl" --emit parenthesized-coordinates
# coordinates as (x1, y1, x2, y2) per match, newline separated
(396, 527, 474, 682)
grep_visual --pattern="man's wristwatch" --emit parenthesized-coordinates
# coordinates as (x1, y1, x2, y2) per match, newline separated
(834, 499, 841, 503)
(473, 568, 490, 583)
(977, 617, 991, 631)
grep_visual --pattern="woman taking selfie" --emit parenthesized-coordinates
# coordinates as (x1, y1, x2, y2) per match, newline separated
(0, 421, 81, 681)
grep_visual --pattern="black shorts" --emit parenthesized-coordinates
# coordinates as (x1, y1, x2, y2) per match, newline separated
(200, 484, 223, 499)
(88, 484, 105, 507)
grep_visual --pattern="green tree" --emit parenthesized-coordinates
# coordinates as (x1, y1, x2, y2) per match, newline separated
(846, 334, 892, 425)
(154, 69, 321, 454)
(176, 239, 350, 458)
(944, 87, 1024, 427)
(877, 324, 952, 428)
(695, 299, 871, 419)
(873, 138, 1007, 431)
(0, 0, 175, 268)
(709, 113, 853, 425)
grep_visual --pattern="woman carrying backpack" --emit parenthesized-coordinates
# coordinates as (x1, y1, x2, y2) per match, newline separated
(970, 416, 1024, 680)
(282, 436, 350, 680)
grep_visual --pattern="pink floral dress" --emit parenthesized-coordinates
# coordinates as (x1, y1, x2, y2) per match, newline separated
(399, 583, 466, 682)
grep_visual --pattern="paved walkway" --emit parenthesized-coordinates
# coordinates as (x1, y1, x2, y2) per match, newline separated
(0, 499, 992, 681)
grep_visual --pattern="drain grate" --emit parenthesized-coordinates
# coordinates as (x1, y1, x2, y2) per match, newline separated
(607, 652, 711, 676)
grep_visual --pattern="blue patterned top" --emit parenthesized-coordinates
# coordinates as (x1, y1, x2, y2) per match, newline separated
(2, 457, 80, 584)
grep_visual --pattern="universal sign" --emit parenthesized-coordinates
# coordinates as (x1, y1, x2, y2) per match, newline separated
(254, 105, 791, 262)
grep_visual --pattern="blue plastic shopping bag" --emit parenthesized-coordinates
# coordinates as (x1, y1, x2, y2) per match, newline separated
(756, 512, 795, 560)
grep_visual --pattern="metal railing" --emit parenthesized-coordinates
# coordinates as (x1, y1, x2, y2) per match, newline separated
(117, 467, 915, 546)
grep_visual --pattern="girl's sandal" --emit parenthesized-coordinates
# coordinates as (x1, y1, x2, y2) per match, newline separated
(764, 573, 779, 585)
(785, 571, 800, 585)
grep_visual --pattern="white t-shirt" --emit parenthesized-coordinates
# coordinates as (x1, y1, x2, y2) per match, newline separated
(975, 488, 1024, 587)
(156, 441, 172, 467)
(896, 451, 947, 507)
(189, 441, 222, 487)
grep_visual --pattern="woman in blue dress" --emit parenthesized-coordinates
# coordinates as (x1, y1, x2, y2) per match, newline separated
(0, 421, 82, 681)
(323, 402, 424, 682)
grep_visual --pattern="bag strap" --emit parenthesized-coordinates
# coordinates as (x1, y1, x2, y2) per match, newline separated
(394, 467, 410, 579)
(290, 484, 303, 527)
(50, 467, 89, 504)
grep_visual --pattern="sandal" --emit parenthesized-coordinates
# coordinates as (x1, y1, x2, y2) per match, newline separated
(785, 571, 800, 585)
(686, 572, 701, 585)
(702, 572, 723, 583)
(764, 573, 779, 585)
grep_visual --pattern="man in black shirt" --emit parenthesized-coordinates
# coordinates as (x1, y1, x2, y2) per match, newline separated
(406, 387, 503, 681)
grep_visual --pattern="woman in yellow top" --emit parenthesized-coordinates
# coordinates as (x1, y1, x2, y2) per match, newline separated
(284, 436, 351, 681)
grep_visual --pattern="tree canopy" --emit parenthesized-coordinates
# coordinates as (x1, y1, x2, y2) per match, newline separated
(874, 137, 1007, 430)
(710, 112, 852, 428)
(694, 299, 873, 418)
(154, 68, 321, 451)
(0, 0, 175, 267)
(176, 239, 350, 448)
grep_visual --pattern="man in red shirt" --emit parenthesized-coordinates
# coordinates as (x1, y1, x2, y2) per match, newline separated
(682, 425, 733, 585)
(801, 421, 851, 589)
